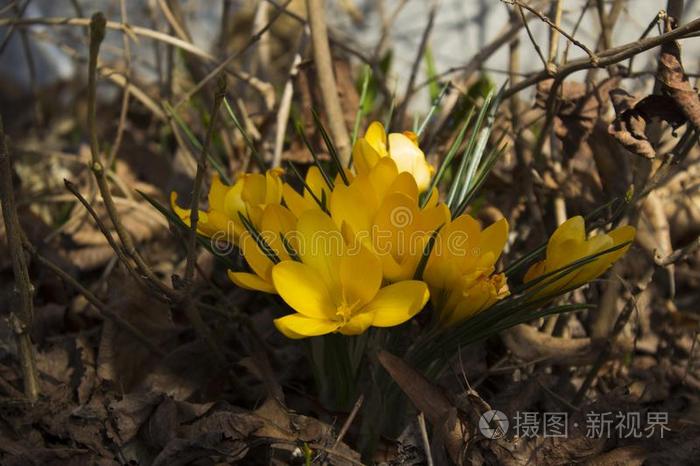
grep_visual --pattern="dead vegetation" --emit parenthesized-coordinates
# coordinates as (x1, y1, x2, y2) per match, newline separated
(1, 1, 700, 464)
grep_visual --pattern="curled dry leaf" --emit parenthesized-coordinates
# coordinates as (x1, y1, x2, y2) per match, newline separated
(608, 90, 686, 159)
(659, 40, 700, 130)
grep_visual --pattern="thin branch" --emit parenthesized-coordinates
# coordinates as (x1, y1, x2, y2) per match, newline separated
(517, 2, 548, 69)
(86, 13, 173, 300)
(395, 1, 437, 125)
(504, 0, 597, 63)
(107, 0, 133, 167)
(177, 76, 228, 368)
(547, 0, 563, 64)
(417, 412, 434, 466)
(504, 15, 700, 98)
(306, 0, 351, 165)
(172, 0, 290, 109)
(332, 394, 364, 449)
(0, 115, 39, 402)
(273, 27, 308, 168)
(21, 238, 166, 358)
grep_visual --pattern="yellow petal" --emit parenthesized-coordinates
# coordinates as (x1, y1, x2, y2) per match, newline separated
(170, 191, 191, 225)
(353, 138, 379, 176)
(607, 225, 636, 262)
(387, 132, 433, 191)
(523, 260, 546, 282)
(339, 312, 375, 335)
(208, 173, 230, 212)
(546, 216, 585, 265)
(365, 121, 388, 156)
(418, 203, 450, 233)
(261, 204, 298, 259)
(272, 261, 336, 318)
(224, 176, 247, 220)
(424, 187, 440, 207)
(282, 183, 313, 218)
(330, 182, 374, 238)
(241, 173, 267, 207)
(239, 232, 275, 282)
(368, 157, 399, 202)
(478, 218, 509, 267)
(372, 192, 417, 258)
(227, 270, 276, 293)
(339, 246, 382, 307)
(305, 166, 329, 202)
(387, 172, 419, 201)
(274, 314, 340, 339)
(264, 169, 284, 205)
(365, 281, 429, 327)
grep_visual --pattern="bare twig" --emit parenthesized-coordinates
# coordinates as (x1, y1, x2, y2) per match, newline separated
(20, 238, 166, 357)
(0, 116, 39, 402)
(273, 27, 308, 168)
(655, 235, 700, 266)
(547, 0, 563, 64)
(177, 76, 228, 368)
(517, 2, 548, 69)
(173, 1, 289, 109)
(86, 13, 172, 299)
(332, 394, 364, 449)
(417, 412, 434, 466)
(504, 0, 598, 63)
(573, 296, 636, 405)
(395, 1, 437, 125)
(504, 16, 700, 98)
(107, 0, 133, 167)
(306, 0, 351, 165)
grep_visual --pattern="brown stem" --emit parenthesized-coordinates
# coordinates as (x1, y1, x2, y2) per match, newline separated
(86, 12, 173, 299)
(178, 76, 228, 368)
(0, 116, 39, 401)
(306, 0, 351, 165)
(504, 15, 700, 98)
(21, 238, 166, 357)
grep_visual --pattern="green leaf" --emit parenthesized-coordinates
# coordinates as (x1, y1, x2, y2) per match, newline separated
(351, 65, 372, 150)
(416, 81, 450, 139)
(294, 119, 335, 191)
(311, 109, 350, 186)
(164, 102, 231, 184)
(222, 97, 267, 171)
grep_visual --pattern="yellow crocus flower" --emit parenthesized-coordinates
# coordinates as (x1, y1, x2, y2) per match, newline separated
(227, 203, 297, 293)
(353, 121, 434, 192)
(423, 214, 510, 326)
(331, 157, 449, 282)
(282, 166, 331, 217)
(171, 173, 237, 241)
(272, 210, 430, 338)
(171, 169, 284, 244)
(524, 216, 635, 298)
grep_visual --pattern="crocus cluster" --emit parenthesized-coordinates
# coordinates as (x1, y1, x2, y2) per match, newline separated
(172, 122, 635, 339)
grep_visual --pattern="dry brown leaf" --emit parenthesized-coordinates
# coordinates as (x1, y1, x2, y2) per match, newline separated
(378, 350, 470, 465)
(659, 40, 700, 130)
(536, 77, 620, 160)
(608, 90, 686, 159)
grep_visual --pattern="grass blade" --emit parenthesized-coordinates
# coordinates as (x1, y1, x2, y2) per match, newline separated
(223, 97, 267, 171)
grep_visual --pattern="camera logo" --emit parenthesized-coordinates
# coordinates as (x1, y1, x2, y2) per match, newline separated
(478, 410, 509, 439)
